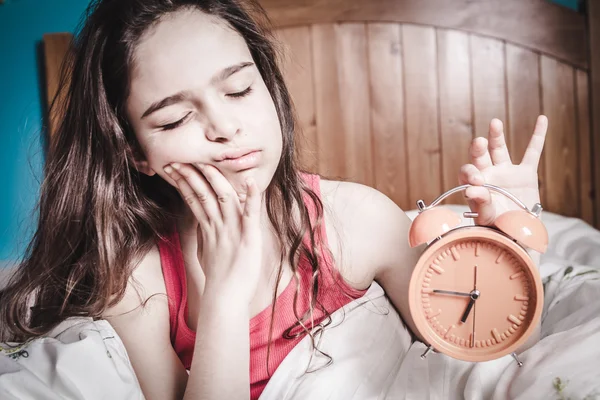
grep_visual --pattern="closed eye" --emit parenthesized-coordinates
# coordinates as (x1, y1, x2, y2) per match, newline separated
(160, 112, 192, 131)
(227, 86, 252, 99)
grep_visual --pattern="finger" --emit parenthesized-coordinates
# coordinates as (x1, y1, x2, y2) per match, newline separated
(241, 178, 261, 240)
(521, 115, 548, 167)
(487, 119, 512, 165)
(171, 163, 222, 226)
(195, 163, 242, 225)
(458, 164, 485, 186)
(469, 137, 493, 171)
(164, 165, 208, 224)
(465, 186, 495, 226)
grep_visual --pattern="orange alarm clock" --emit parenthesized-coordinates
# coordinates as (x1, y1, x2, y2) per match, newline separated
(407, 184, 547, 366)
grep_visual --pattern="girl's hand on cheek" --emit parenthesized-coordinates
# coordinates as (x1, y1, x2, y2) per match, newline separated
(163, 163, 262, 305)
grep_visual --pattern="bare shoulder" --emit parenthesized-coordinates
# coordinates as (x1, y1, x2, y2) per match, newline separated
(318, 178, 417, 287)
(103, 245, 188, 400)
(104, 245, 166, 319)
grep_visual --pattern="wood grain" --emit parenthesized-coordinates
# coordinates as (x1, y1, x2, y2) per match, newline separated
(402, 24, 441, 207)
(335, 23, 373, 187)
(311, 24, 345, 180)
(576, 70, 594, 226)
(311, 24, 373, 185)
(505, 44, 546, 204)
(470, 35, 507, 141)
(43, 33, 72, 140)
(588, 0, 600, 227)
(260, 0, 588, 69)
(541, 56, 579, 218)
(437, 29, 472, 199)
(367, 23, 409, 210)
(276, 27, 318, 172)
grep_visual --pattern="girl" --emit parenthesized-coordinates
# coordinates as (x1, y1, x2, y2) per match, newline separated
(0, 0, 548, 399)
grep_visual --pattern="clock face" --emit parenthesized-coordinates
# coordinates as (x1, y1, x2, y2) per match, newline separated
(409, 227, 543, 362)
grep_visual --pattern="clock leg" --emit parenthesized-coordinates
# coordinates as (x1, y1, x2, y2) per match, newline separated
(511, 352, 523, 367)
(420, 345, 434, 359)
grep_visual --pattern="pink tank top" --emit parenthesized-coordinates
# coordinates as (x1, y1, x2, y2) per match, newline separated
(157, 173, 367, 399)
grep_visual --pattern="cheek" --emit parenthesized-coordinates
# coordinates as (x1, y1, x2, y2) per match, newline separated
(246, 84, 283, 142)
(141, 129, 210, 168)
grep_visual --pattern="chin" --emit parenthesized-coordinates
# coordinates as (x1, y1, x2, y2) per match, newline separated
(221, 167, 268, 195)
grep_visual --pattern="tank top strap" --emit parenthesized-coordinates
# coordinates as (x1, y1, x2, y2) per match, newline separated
(157, 227, 192, 344)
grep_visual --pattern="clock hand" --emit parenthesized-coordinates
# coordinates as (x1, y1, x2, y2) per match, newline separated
(461, 298, 475, 323)
(432, 290, 471, 297)
(472, 300, 476, 347)
(461, 266, 480, 324)
(472, 266, 477, 346)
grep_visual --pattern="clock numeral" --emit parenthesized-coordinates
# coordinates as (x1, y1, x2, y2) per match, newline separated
(508, 314, 521, 325)
(492, 328, 502, 343)
(450, 246, 460, 261)
(430, 263, 444, 274)
(422, 288, 434, 293)
(510, 271, 524, 280)
(495, 252, 505, 264)
(426, 309, 441, 320)
(444, 324, 455, 339)
(514, 294, 529, 301)
(475, 242, 481, 257)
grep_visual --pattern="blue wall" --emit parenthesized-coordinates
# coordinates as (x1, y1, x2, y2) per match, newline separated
(550, 0, 581, 11)
(0, 0, 91, 265)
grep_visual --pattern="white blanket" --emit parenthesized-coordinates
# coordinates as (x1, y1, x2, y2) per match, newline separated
(259, 208, 600, 399)
(0, 319, 143, 399)
(1, 208, 599, 399)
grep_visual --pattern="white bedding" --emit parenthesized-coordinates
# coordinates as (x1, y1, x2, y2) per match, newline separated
(1, 207, 599, 399)
(260, 207, 600, 399)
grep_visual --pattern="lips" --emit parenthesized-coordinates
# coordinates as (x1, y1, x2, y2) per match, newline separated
(215, 148, 257, 162)
(214, 148, 262, 171)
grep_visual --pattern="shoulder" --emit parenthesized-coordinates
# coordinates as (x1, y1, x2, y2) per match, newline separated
(103, 245, 166, 319)
(103, 245, 188, 399)
(318, 178, 419, 287)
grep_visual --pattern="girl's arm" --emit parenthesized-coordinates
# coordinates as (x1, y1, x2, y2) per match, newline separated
(105, 248, 253, 400)
(320, 179, 425, 342)
(104, 247, 190, 400)
(184, 288, 250, 399)
(162, 163, 263, 399)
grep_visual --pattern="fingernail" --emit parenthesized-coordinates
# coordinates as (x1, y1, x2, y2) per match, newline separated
(171, 163, 181, 170)
(164, 166, 173, 174)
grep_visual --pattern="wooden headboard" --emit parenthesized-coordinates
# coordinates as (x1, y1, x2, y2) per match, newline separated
(43, 0, 600, 228)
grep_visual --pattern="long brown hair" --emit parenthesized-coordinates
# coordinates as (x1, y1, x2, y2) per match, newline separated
(0, 0, 332, 373)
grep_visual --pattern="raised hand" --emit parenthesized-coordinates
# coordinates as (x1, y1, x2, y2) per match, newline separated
(164, 163, 262, 304)
(458, 115, 548, 226)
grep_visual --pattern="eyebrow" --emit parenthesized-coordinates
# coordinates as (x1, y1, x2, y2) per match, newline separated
(140, 61, 255, 119)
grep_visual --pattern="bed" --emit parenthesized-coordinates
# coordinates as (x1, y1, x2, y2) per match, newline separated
(3, 0, 598, 399)
(2, 207, 599, 399)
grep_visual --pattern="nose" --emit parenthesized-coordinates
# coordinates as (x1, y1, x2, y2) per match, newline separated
(204, 104, 240, 142)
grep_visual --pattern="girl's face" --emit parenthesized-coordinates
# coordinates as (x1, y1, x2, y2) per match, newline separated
(126, 9, 283, 194)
